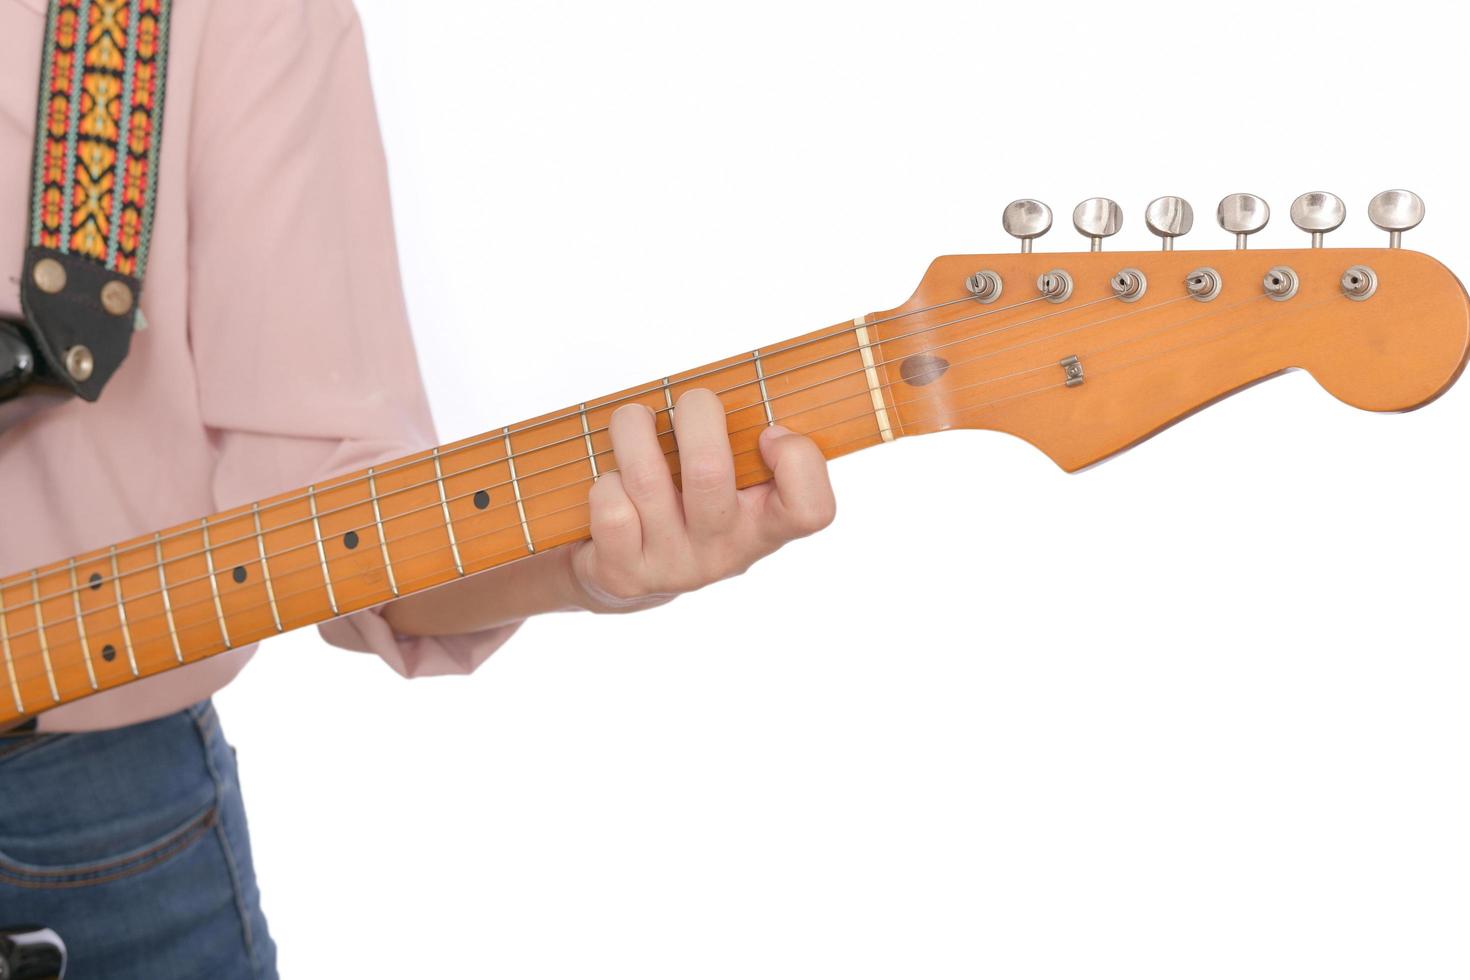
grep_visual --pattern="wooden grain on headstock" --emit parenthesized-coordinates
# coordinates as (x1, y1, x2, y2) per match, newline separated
(868, 248, 1470, 471)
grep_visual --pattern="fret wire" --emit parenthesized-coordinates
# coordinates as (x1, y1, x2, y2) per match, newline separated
(663, 377, 675, 417)
(200, 519, 231, 648)
(853, 315, 896, 443)
(252, 503, 284, 632)
(0, 590, 21, 713)
(367, 468, 400, 597)
(579, 403, 598, 480)
(31, 571, 59, 702)
(504, 427, 535, 554)
(432, 449, 465, 576)
(67, 559, 99, 691)
(752, 350, 775, 425)
(109, 545, 139, 677)
(307, 485, 339, 615)
(155, 533, 184, 664)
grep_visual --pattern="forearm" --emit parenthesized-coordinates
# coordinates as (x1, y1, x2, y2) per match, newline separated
(379, 546, 584, 637)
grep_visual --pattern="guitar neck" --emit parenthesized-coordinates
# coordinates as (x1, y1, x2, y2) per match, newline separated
(0, 315, 896, 728)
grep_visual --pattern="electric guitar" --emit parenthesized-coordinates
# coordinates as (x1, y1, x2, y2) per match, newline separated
(0, 190, 1465, 735)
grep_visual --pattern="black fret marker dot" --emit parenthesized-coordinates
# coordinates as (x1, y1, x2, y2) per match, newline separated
(102, 644, 117, 663)
(89, 572, 103, 591)
(343, 530, 360, 550)
(473, 490, 490, 510)
(233, 566, 248, 584)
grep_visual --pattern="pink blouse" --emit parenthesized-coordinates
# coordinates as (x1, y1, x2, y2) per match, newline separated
(0, 0, 522, 731)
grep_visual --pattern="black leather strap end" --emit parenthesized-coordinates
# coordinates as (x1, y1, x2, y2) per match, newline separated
(18, 246, 138, 402)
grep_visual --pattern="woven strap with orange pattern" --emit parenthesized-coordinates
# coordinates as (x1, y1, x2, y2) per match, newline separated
(18, 0, 172, 401)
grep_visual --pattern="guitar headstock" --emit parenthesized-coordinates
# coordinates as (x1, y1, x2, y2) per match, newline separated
(871, 192, 1469, 472)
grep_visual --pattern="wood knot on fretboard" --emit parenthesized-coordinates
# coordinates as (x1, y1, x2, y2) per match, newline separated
(900, 353, 949, 387)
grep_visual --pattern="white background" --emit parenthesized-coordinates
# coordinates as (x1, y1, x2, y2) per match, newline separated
(217, 1, 1470, 976)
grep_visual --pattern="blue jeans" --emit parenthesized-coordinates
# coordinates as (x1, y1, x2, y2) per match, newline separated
(0, 701, 277, 978)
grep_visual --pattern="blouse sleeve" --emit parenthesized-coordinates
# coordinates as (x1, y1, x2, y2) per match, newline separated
(185, 0, 521, 678)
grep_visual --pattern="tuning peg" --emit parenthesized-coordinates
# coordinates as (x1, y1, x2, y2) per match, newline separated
(1368, 189, 1425, 249)
(1073, 198, 1122, 251)
(1217, 193, 1270, 249)
(1289, 192, 1345, 248)
(1144, 196, 1193, 251)
(1002, 199, 1052, 253)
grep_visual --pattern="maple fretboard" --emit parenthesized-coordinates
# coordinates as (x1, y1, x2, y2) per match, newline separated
(0, 316, 893, 728)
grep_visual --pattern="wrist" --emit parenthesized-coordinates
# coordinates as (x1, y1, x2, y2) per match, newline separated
(565, 543, 676, 615)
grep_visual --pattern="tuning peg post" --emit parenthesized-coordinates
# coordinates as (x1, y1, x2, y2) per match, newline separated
(1002, 199, 1053, 253)
(1073, 198, 1123, 251)
(1144, 196, 1193, 251)
(1368, 189, 1424, 249)
(1289, 192, 1345, 248)
(1217, 193, 1270, 249)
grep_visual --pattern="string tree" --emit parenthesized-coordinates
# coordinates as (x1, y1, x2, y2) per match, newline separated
(1289, 192, 1346, 248)
(1072, 198, 1122, 251)
(1002, 199, 1052, 253)
(1144, 196, 1193, 251)
(1217, 193, 1270, 249)
(1368, 189, 1425, 248)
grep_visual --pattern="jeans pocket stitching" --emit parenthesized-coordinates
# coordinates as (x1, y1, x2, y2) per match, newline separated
(189, 700, 221, 747)
(0, 803, 218, 890)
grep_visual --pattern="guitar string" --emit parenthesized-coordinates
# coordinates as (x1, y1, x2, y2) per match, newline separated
(0, 287, 1144, 614)
(0, 285, 1206, 618)
(0, 290, 1329, 694)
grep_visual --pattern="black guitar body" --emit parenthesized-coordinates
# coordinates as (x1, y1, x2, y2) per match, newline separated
(0, 926, 66, 980)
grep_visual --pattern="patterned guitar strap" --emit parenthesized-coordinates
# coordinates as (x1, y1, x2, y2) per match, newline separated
(13, 0, 172, 403)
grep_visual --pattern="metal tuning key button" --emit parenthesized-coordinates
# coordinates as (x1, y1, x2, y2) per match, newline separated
(1073, 198, 1122, 251)
(1368, 189, 1425, 248)
(1145, 196, 1193, 250)
(1289, 192, 1346, 248)
(1002, 199, 1053, 253)
(1217, 193, 1270, 249)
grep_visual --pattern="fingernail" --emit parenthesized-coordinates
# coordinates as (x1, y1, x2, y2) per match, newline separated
(613, 402, 654, 420)
(763, 424, 792, 438)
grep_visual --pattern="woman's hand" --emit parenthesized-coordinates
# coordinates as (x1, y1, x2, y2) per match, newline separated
(568, 387, 837, 613)
(380, 387, 835, 636)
